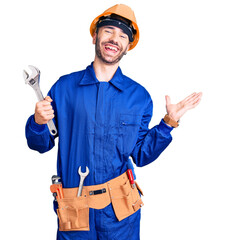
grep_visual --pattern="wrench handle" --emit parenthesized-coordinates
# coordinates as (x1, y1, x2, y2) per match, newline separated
(47, 119, 57, 136)
(34, 85, 45, 101)
(34, 86, 58, 136)
(77, 180, 84, 197)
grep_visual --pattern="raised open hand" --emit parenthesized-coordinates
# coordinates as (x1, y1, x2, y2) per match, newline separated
(165, 92, 202, 122)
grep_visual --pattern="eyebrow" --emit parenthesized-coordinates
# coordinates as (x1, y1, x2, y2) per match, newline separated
(104, 26, 115, 30)
(103, 26, 126, 35)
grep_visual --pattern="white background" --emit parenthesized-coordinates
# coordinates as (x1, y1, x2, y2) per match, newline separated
(1, 0, 225, 239)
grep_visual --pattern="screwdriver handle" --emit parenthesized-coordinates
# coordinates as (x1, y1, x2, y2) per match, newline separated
(127, 169, 136, 188)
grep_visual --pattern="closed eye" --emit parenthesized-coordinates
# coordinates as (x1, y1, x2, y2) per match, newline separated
(120, 35, 127, 39)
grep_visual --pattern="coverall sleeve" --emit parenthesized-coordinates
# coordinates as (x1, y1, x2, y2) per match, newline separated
(131, 95, 173, 167)
(25, 90, 57, 154)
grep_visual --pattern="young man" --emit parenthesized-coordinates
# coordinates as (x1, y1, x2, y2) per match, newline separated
(25, 4, 202, 240)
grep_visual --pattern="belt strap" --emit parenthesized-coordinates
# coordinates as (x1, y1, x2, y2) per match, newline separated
(58, 171, 144, 223)
(62, 172, 129, 209)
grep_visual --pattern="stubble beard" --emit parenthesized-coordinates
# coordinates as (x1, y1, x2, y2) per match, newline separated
(95, 36, 128, 65)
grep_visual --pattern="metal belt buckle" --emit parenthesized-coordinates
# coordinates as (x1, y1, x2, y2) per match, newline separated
(89, 188, 106, 196)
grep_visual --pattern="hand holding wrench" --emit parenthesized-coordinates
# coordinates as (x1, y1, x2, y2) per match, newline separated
(23, 65, 57, 136)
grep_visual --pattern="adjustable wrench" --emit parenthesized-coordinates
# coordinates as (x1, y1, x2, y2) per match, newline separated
(23, 65, 57, 136)
(77, 166, 89, 197)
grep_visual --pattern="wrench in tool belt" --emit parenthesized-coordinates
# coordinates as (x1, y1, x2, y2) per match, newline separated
(23, 65, 57, 136)
(77, 166, 89, 197)
(50, 175, 64, 200)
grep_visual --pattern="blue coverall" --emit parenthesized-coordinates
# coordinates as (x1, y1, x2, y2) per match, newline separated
(25, 63, 173, 240)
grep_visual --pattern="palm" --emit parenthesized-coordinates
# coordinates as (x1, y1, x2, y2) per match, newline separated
(165, 92, 202, 121)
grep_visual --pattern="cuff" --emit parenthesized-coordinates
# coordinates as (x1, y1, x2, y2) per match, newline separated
(158, 119, 173, 135)
(29, 115, 47, 133)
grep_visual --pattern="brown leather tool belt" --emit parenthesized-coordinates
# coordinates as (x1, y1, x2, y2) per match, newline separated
(56, 172, 144, 231)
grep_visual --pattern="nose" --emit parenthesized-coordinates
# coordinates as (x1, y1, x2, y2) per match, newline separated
(108, 33, 120, 46)
(108, 28, 122, 43)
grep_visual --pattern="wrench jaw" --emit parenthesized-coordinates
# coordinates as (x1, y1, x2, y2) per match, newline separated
(77, 166, 89, 197)
(23, 65, 40, 87)
(23, 70, 29, 82)
(78, 166, 90, 176)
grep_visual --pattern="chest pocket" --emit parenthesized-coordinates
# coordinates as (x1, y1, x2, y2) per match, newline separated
(118, 114, 142, 155)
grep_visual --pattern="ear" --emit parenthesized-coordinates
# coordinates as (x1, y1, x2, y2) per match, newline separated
(125, 43, 131, 54)
(92, 32, 97, 45)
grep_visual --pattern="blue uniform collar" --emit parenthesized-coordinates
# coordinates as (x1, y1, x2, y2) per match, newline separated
(79, 62, 126, 91)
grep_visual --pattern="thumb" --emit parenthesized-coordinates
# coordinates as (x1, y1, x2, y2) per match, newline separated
(45, 96, 53, 102)
(165, 95, 171, 105)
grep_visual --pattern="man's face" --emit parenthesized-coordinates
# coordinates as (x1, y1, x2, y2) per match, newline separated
(93, 26, 130, 65)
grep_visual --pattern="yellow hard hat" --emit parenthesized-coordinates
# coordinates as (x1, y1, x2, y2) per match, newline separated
(90, 4, 139, 51)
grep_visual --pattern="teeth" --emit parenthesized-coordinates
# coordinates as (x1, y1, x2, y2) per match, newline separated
(106, 45, 118, 52)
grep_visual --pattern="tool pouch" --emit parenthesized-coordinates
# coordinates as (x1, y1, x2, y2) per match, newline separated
(56, 196, 89, 231)
(108, 179, 144, 221)
(53, 172, 143, 230)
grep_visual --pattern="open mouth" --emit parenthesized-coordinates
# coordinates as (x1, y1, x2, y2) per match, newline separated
(104, 44, 119, 53)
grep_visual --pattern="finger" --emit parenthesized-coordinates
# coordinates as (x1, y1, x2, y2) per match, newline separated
(41, 112, 55, 121)
(192, 93, 202, 106)
(42, 104, 54, 111)
(183, 92, 197, 103)
(45, 109, 54, 115)
(186, 93, 202, 109)
(45, 96, 53, 102)
(36, 100, 51, 107)
(197, 92, 203, 98)
(165, 95, 171, 105)
(36, 104, 53, 113)
(44, 114, 55, 120)
(185, 92, 202, 105)
(187, 99, 201, 110)
(193, 98, 201, 107)
(40, 99, 53, 107)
